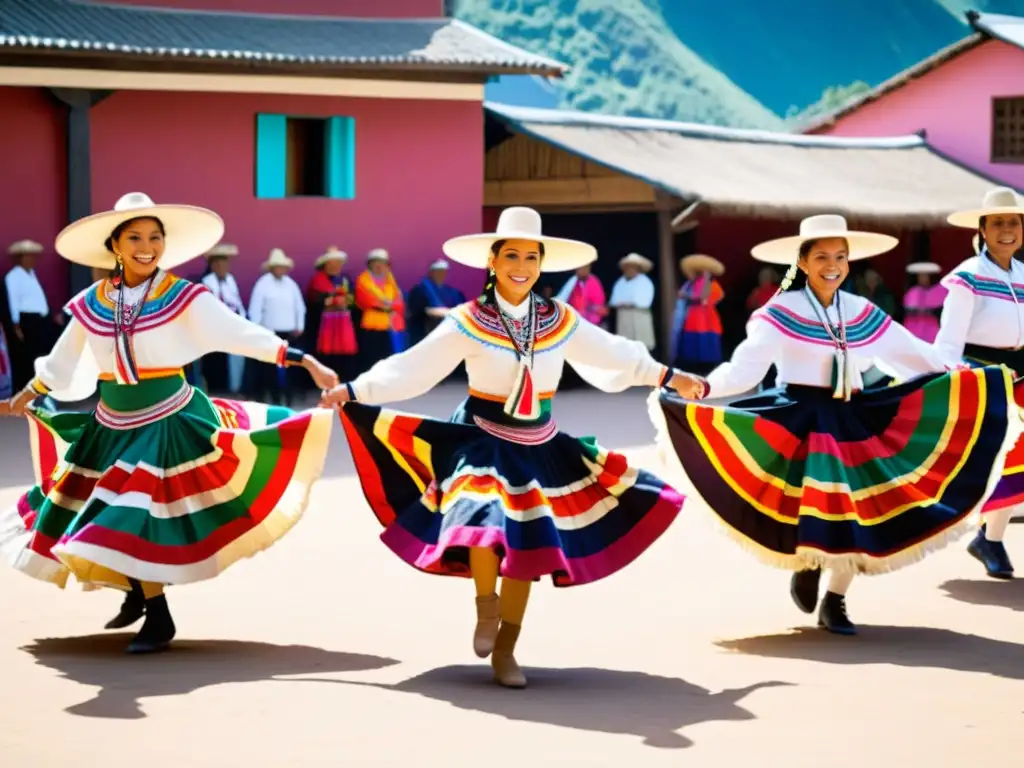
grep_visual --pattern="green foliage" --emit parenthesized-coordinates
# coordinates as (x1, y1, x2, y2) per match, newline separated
(784, 81, 874, 126)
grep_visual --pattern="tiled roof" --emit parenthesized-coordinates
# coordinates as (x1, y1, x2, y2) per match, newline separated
(0, 0, 567, 76)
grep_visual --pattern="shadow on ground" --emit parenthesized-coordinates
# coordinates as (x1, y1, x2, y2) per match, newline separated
(940, 578, 1024, 612)
(717, 625, 1024, 679)
(21, 634, 399, 719)
(289, 665, 791, 749)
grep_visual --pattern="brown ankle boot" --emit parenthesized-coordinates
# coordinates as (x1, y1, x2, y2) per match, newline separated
(491, 622, 526, 688)
(474, 594, 500, 658)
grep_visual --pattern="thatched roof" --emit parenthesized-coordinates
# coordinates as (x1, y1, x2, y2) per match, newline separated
(486, 102, 1017, 228)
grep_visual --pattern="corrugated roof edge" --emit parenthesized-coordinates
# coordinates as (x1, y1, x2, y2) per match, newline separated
(485, 101, 928, 149)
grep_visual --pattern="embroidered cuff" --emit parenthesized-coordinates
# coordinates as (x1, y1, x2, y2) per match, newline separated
(275, 346, 306, 367)
(697, 378, 711, 399)
(27, 377, 51, 396)
(657, 366, 673, 388)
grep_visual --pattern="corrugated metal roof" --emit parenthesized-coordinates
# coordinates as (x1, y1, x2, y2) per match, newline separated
(486, 101, 1016, 227)
(970, 11, 1024, 53)
(0, 0, 567, 75)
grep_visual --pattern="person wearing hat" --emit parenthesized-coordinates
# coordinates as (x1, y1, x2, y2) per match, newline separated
(608, 253, 656, 350)
(306, 247, 358, 383)
(903, 262, 947, 343)
(936, 186, 1024, 578)
(405, 258, 467, 346)
(0, 192, 338, 655)
(672, 254, 726, 375)
(4, 239, 63, 392)
(354, 247, 407, 374)
(198, 243, 246, 394)
(319, 206, 690, 688)
(652, 214, 1019, 635)
(248, 248, 307, 406)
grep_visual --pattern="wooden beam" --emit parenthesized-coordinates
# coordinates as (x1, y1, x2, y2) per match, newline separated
(484, 177, 655, 208)
(655, 191, 678, 365)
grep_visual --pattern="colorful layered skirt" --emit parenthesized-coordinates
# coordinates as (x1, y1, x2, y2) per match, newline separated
(963, 344, 1024, 514)
(339, 395, 683, 585)
(649, 366, 1020, 574)
(0, 374, 332, 590)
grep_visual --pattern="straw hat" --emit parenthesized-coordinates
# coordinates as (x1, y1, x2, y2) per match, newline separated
(315, 246, 347, 268)
(428, 258, 449, 271)
(618, 252, 653, 272)
(680, 254, 724, 278)
(261, 248, 294, 271)
(906, 261, 941, 275)
(947, 187, 1024, 229)
(442, 206, 596, 272)
(366, 247, 390, 263)
(206, 243, 238, 260)
(751, 214, 897, 264)
(7, 239, 43, 257)
(54, 192, 224, 270)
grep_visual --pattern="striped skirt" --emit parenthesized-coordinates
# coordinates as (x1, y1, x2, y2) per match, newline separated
(649, 366, 1021, 574)
(0, 374, 332, 589)
(339, 396, 683, 586)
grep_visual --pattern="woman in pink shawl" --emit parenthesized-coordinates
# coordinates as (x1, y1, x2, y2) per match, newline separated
(903, 262, 947, 343)
(555, 263, 608, 327)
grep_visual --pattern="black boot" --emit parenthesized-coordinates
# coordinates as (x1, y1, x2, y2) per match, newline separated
(105, 579, 146, 630)
(818, 591, 857, 635)
(126, 594, 176, 654)
(967, 529, 1014, 579)
(789, 568, 821, 614)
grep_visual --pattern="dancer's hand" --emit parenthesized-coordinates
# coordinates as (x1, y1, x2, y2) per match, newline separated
(319, 384, 351, 408)
(4, 389, 35, 417)
(303, 357, 339, 390)
(669, 371, 707, 400)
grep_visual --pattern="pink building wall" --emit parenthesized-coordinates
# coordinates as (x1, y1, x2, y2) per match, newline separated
(811, 39, 1024, 189)
(88, 90, 484, 301)
(92, 0, 445, 17)
(0, 87, 69, 307)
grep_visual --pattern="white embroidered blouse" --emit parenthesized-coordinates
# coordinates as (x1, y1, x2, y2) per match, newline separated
(349, 292, 668, 405)
(30, 270, 294, 402)
(702, 290, 948, 398)
(934, 254, 1024, 366)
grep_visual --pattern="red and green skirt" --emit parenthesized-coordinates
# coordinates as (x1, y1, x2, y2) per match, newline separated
(0, 374, 332, 590)
(339, 396, 683, 586)
(649, 366, 1020, 574)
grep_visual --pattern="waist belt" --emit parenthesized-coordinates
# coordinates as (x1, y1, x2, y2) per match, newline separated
(963, 343, 1024, 374)
(95, 380, 194, 430)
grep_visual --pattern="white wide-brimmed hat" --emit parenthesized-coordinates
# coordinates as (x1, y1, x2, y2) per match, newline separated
(54, 192, 224, 270)
(618, 252, 653, 272)
(442, 206, 597, 272)
(315, 246, 347, 268)
(261, 248, 294, 271)
(367, 247, 389, 263)
(206, 243, 238, 260)
(680, 253, 724, 278)
(947, 187, 1024, 229)
(7, 239, 43, 256)
(906, 261, 941, 275)
(428, 258, 449, 271)
(751, 214, 898, 264)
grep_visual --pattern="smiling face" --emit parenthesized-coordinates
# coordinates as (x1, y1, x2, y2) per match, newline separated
(980, 213, 1023, 262)
(489, 238, 542, 305)
(110, 216, 165, 286)
(798, 237, 849, 303)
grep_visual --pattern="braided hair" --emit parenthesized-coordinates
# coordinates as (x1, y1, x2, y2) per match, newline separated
(477, 238, 549, 309)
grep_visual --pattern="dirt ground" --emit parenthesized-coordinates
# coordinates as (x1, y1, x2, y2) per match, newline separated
(1, 384, 1021, 767)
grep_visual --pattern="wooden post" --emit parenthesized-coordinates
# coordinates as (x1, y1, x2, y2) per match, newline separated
(655, 191, 678, 364)
(47, 88, 113, 296)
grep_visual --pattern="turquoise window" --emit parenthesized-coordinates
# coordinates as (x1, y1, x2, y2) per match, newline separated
(255, 114, 355, 199)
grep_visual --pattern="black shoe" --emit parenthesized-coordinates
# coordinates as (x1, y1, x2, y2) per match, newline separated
(790, 568, 821, 613)
(126, 594, 176, 654)
(818, 591, 857, 635)
(967, 530, 1014, 579)
(104, 580, 145, 630)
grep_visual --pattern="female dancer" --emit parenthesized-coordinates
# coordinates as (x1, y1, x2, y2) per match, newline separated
(320, 207, 688, 688)
(938, 187, 1024, 579)
(652, 214, 1019, 634)
(0, 192, 338, 654)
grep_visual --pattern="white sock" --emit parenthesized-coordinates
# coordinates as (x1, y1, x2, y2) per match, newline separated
(827, 569, 854, 596)
(985, 509, 1013, 542)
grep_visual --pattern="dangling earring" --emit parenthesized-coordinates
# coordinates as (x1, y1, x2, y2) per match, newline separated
(111, 254, 123, 287)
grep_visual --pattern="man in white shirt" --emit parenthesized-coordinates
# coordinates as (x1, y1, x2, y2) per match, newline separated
(4, 239, 63, 391)
(199, 243, 246, 394)
(248, 248, 306, 405)
(608, 253, 656, 350)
